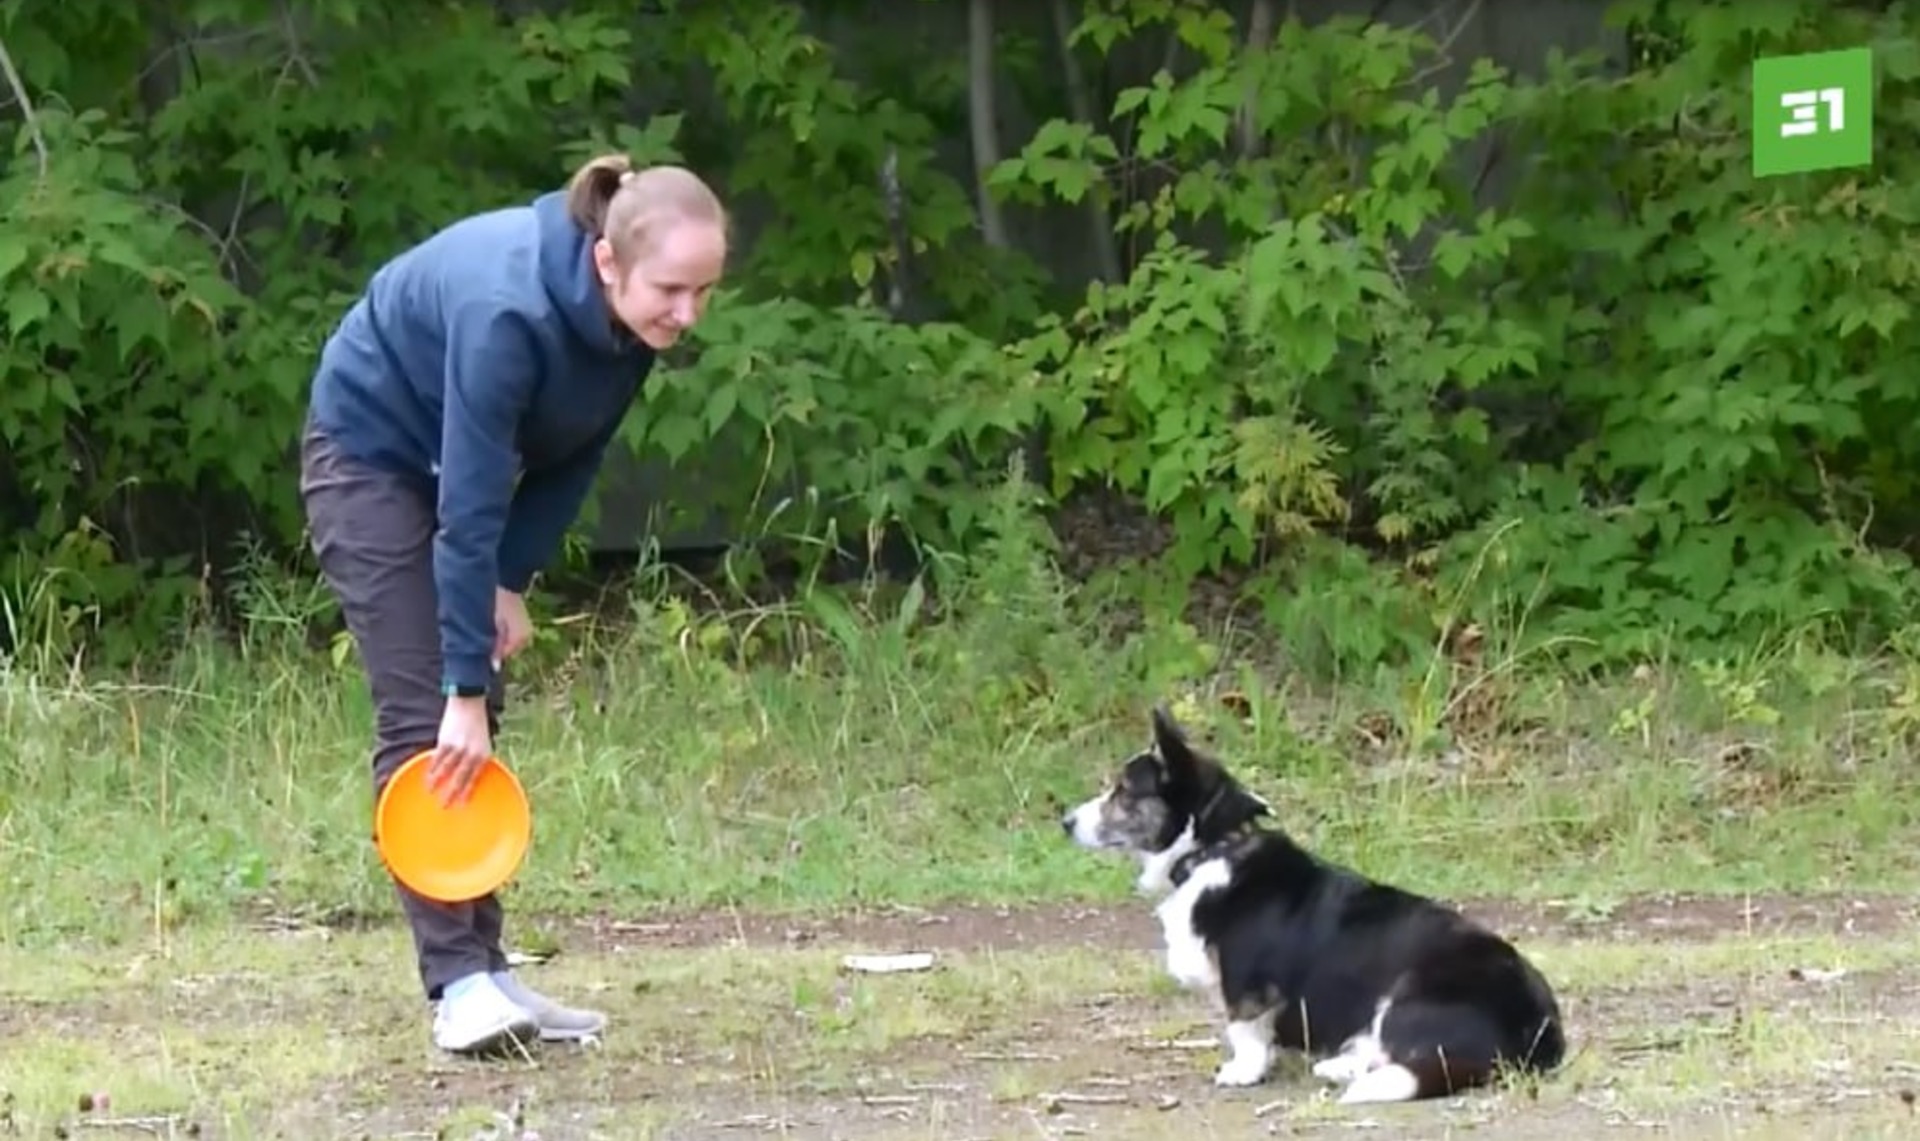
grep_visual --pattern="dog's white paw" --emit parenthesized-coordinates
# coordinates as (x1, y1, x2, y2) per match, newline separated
(1213, 1061, 1267, 1087)
(1312, 1032, 1388, 1086)
(1311, 1054, 1369, 1084)
(1213, 1054, 1271, 1088)
(1211, 1015, 1276, 1088)
(1335, 1063, 1421, 1105)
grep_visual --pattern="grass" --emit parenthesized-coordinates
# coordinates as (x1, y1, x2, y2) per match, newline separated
(5, 483, 1920, 1136)
(5, 523, 1920, 944)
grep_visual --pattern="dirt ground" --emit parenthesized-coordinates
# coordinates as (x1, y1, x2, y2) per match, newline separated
(537, 890, 1920, 955)
(195, 891, 1917, 1141)
(10, 892, 1919, 1139)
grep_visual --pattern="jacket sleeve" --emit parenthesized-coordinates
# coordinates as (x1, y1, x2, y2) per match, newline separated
(495, 411, 624, 594)
(434, 300, 538, 693)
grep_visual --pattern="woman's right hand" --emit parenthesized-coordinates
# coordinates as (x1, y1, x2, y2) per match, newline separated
(427, 694, 494, 807)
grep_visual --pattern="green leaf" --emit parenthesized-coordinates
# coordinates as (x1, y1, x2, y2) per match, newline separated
(6, 286, 50, 336)
(0, 234, 29, 281)
(1430, 232, 1476, 279)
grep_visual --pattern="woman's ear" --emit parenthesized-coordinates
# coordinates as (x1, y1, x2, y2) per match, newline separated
(591, 237, 619, 289)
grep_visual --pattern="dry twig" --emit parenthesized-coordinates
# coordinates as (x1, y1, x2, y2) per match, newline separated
(0, 33, 48, 179)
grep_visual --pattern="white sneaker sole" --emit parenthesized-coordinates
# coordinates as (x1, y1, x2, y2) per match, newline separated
(437, 1013, 539, 1056)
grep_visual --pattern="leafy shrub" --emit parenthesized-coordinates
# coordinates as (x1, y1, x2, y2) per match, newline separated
(2, 0, 1917, 677)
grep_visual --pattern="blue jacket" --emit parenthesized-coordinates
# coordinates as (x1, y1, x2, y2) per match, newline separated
(308, 190, 655, 692)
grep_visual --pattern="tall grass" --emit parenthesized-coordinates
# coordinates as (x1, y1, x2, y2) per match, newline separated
(3, 472, 1919, 948)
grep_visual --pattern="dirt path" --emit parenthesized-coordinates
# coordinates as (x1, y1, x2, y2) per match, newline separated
(24, 890, 1920, 1140)
(358, 887, 1920, 1141)
(532, 890, 1919, 955)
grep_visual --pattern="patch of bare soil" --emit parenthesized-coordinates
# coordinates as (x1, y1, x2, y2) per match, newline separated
(291, 893, 1920, 1140)
(337, 945, 1920, 1141)
(544, 891, 1920, 957)
(183, 892, 1920, 1140)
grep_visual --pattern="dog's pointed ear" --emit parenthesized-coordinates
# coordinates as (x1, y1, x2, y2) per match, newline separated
(1150, 704, 1194, 768)
(1231, 784, 1273, 822)
(1209, 780, 1272, 832)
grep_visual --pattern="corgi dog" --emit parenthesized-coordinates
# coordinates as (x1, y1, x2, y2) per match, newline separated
(1062, 707, 1567, 1104)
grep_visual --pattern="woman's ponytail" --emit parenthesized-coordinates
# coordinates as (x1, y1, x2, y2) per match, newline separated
(564, 153, 633, 237)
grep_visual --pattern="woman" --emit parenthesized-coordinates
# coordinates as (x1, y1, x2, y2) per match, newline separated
(299, 154, 729, 1056)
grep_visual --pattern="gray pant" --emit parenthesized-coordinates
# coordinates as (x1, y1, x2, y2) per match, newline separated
(298, 417, 510, 1001)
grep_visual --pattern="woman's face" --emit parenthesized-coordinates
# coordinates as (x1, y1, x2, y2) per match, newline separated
(596, 219, 728, 351)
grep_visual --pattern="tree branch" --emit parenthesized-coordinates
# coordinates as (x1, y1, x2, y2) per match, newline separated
(878, 145, 916, 319)
(1406, 0, 1487, 90)
(0, 33, 48, 179)
(273, 0, 320, 89)
(1236, 0, 1278, 160)
(1048, 0, 1122, 283)
(968, 0, 1010, 250)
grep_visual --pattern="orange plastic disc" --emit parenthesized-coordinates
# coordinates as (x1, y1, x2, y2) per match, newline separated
(373, 750, 532, 903)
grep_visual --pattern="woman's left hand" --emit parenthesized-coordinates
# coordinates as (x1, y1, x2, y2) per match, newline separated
(493, 587, 534, 667)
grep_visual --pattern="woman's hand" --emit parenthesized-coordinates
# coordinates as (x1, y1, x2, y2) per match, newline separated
(427, 694, 494, 807)
(493, 587, 533, 667)
(428, 589, 527, 807)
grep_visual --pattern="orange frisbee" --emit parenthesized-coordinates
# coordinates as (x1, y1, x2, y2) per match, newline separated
(373, 750, 532, 903)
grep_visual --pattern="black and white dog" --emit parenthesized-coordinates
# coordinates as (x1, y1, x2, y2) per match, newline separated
(1061, 706, 1567, 1105)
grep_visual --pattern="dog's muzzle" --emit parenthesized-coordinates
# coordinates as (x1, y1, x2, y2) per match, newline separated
(1060, 797, 1111, 849)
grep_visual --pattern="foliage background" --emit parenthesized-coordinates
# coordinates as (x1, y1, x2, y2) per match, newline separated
(3, 0, 1918, 684)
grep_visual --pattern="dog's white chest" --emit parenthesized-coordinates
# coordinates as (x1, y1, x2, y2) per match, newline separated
(1155, 857, 1231, 992)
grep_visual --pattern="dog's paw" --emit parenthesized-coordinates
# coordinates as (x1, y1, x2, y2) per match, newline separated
(1312, 1037, 1388, 1086)
(1335, 1063, 1421, 1105)
(1311, 1054, 1368, 1084)
(1212, 1056, 1271, 1088)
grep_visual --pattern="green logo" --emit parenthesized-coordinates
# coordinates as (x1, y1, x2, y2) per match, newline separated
(1752, 47, 1873, 177)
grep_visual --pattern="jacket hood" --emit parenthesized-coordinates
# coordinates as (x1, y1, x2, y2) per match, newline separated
(532, 190, 639, 358)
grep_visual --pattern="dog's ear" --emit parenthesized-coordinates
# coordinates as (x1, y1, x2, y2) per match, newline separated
(1222, 782, 1272, 824)
(1196, 778, 1272, 835)
(1149, 704, 1194, 769)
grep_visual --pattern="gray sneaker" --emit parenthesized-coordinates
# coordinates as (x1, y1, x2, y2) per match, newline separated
(491, 971, 608, 1042)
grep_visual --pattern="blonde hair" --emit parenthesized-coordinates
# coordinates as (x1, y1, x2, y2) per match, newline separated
(564, 154, 728, 268)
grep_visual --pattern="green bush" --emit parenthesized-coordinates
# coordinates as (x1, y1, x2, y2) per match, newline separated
(2, 0, 1917, 676)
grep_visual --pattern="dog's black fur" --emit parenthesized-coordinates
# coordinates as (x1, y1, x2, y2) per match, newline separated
(1061, 706, 1567, 1103)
